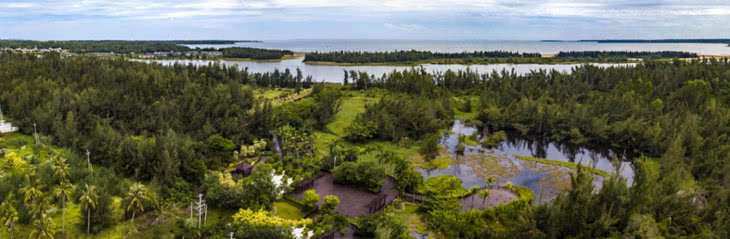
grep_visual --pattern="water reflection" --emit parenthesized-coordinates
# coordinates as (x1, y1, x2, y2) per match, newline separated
(419, 120, 634, 202)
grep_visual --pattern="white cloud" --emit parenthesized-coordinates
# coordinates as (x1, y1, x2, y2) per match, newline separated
(2, 0, 729, 20)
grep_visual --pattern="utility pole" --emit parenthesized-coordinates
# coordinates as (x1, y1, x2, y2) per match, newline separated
(196, 194, 204, 229)
(33, 122, 39, 144)
(203, 204, 208, 226)
(0, 104, 4, 122)
(229, 232, 234, 239)
(86, 150, 92, 172)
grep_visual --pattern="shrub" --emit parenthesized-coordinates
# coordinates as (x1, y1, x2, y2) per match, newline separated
(481, 130, 506, 147)
(302, 189, 320, 211)
(332, 159, 386, 193)
(420, 134, 441, 161)
(320, 195, 340, 216)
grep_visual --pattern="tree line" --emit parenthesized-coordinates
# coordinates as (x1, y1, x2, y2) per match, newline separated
(304, 50, 542, 63)
(556, 51, 697, 58)
(0, 40, 190, 54)
(222, 47, 294, 60)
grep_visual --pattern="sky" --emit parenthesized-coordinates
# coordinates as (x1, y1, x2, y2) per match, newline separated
(1, 0, 730, 40)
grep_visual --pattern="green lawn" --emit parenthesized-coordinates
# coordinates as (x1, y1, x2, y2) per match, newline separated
(252, 87, 295, 100)
(325, 90, 379, 137)
(273, 201, 306, 220)
(313, 90, 422, 169)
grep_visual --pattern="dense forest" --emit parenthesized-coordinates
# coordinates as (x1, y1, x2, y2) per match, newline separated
(339, 59, 730, 237)
(221, 47, 295, 60)
(0, 40, 266, 54)
(0, 51, 354, 237)
(1, 50, 730, 238)
(555, 51, 697, 58)
(304, 50, 541, 63)
(0, 40, 192, 54)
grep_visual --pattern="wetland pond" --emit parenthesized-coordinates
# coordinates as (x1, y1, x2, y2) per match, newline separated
(418, 120, 635, 203)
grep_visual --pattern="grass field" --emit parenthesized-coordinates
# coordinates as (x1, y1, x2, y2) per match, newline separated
(313, 89, 422, 163)
(273, 201, 306, 220)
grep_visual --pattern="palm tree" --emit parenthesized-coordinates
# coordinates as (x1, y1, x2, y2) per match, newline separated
(29, 212, 55, 239)
(30, 196, 51, 223)
(0, 193, 19, 239)
(19, 172, 44, 205)
(468, 186, 480, 208)
(124, 182, 151, 226)
(52, 157, 70, 183)
(479, 189, 491, 206)
(79, 184, 98, 236)
(53, 181, 73, 235)
(486, 176, 496, 188)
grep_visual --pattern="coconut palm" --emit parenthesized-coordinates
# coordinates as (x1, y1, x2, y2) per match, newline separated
(479, 189, 491, 206)
(486, 176, 496, 188)
(124, 182, 151, 225)
(79, 184, 98, 236)
(19, 172, 44, 205)
(53, 181, 73, 235)
(29, 212, 55, 239)
(52, 157, 70, 183)
(30, 196, 52, 223)
(0, 193, 19, 239)
(468, 186, 480, 208)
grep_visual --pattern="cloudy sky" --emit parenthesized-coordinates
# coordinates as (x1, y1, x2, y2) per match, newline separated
(1, 0, 729, 40)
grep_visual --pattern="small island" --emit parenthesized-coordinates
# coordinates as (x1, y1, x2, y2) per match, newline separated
(302, 49, 699, 65)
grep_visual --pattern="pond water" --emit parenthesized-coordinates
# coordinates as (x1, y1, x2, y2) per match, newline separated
(135, 58, 635, 84)
(419, 120, 634, 202)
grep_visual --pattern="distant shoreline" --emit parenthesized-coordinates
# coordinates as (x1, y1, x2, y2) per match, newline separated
(574, 39, 730, 44)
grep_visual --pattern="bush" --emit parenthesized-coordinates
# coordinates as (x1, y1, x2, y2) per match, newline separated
(203, 134, 237, 169)
(332, 159, 386, 193)
(394, 168, 423, 194)
(204, 173, 246, 209)
(320, 195, 340, 215)
(302, 189, 320, 211)
(481, 130, 506, 147)
(420, 134, 441, 161)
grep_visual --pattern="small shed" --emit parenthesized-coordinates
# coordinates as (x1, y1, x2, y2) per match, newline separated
(232, 162, 254, 177)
